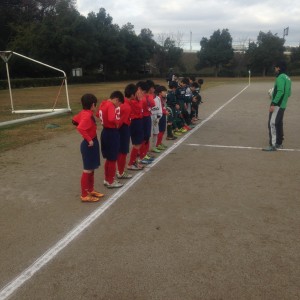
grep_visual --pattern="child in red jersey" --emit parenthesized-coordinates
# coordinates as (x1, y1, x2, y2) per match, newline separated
(139, 80, 156, 159)
(98, 91, 125, 188)
(72, 94, 104, 202)
(127, 82, 147, 170)
(116, 84, 134, 179)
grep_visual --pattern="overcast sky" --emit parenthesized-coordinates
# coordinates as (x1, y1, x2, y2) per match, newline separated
(76, 0, 300, 51)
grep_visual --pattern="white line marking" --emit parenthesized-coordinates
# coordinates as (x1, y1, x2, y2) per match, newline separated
(186, 143, 300, 152)
(0, 85, 249, 300)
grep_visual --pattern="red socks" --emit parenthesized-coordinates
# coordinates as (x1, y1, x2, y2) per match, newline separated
(156, 132, 164, 147)
(129, 147, 139, 165)
(139, 141, 149, 159)
(117, 153, 127, 175)
(81, 172, 90, 197)
(105, 160, 116, 184)
(81, 171, 95, 196)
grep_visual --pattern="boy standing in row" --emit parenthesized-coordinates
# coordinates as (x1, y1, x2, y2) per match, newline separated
(98, 91, 125, 188)
(128, 83, 145, 170)
(72, 94, 105, 202)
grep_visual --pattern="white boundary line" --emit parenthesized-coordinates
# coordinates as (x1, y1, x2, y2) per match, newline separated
(0, 84, 249, 300)
(186, 144, 300, 152)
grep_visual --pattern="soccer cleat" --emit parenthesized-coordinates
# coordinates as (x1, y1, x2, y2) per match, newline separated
(262, 145, 277, 151)
(160, 143, 168, 149)
(106, 180, 124, 188)
(183, 125, 192, 130)
(90, 190, 105, 198)
(275, 144, 283, 149)
(81, 195, 100, 202)
(144, 154, 155, 161)
(151, 147, 161, 153)
(128, 163, 144, 170)
(141, 158, 152, 164)
(117, 171, 133, 179)
(173, 131, 182, 136)
(179, 128, 187, 133)
(166, 136, 177, 140)
(156, 144, 165, 151)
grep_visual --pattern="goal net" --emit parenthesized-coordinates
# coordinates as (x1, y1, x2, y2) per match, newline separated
(0, 51, 71, 127)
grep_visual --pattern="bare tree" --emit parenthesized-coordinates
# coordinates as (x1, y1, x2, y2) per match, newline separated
(156, 31, 185, 49)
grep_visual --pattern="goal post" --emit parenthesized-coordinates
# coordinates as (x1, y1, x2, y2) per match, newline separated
(0, 50, 71, 117)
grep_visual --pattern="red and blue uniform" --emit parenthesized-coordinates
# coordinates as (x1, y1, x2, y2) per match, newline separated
(98, 100, 120, 161)
(129, 98, 143, 145)
(72, 109, 100, 170)
(140, 93, 155, 158)
(98, 100, 121, 184)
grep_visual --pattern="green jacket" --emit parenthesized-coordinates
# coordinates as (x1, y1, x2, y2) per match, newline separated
(272, 73, 291, 109)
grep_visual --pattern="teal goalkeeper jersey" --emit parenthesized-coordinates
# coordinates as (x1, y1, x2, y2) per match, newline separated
(272, 73, 291, 109)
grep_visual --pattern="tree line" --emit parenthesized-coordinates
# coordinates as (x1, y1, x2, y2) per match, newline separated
(0, 0, 183, 80)
(1, 0, 300, 80)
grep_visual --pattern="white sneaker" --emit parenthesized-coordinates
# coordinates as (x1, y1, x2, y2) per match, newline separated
(106, 180, 123, 189)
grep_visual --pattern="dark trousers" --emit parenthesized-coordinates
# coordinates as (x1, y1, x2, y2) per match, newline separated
(268, 107, 285, 146)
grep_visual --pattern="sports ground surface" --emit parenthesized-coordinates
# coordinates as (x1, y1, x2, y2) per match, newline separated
(0, 80, 300, 299)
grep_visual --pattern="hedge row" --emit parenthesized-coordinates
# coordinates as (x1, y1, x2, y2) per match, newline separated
(0, 73, 157, 90)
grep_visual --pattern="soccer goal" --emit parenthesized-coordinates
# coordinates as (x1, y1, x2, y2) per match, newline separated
(0, 50, 71, 127)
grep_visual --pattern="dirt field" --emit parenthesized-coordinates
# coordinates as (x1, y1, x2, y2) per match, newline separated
(0, 80, 300, 300)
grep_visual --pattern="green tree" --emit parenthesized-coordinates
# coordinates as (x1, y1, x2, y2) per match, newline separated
(197, 29, 234, 77)
(245, 31, 285, 76)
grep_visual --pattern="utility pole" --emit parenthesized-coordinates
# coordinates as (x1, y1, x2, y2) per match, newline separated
(283, 27, 289, 39)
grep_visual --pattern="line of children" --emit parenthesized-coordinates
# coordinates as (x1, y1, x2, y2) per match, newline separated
(73, 78, 204, 202)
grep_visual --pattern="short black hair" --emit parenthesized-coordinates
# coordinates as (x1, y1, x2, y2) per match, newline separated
(181, 77, 189, 85)
(274, 61, 287, 72)
(191, 82, 199, 88)
(198, 78, 204, 85)
(124, 84, 137, 98)
(81, 93, 97, 109)
(110, 91, 124, 103)
(169, 81, 178, 89)
(146, 79, 155, 89)
(136, 81, 148, 92)
(155, 85, 167, 95)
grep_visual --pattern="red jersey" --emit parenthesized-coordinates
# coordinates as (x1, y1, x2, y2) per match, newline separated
(119, 98, 132, 127)
(141, 94, 155, 117)
(72, 109, 97, 142)
(98, 100, 120, 128)
(129, 98, 143, 120)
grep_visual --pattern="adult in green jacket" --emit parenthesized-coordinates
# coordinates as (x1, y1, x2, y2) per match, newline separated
(263, 61, 291, 151)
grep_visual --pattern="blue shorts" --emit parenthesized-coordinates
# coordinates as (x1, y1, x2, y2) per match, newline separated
(130, 118, 143, 145)
(101, 128, 120, 161)
(143, 115, 152, 142)
(81, 137, 100, 170)
(159, 115, 166, 132)
(119, 123, 130, 154)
